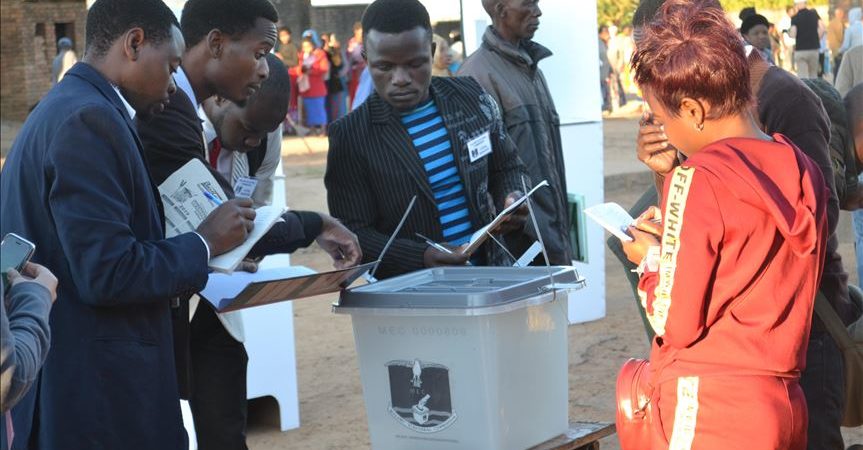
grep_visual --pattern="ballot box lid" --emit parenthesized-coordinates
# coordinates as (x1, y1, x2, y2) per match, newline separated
(334, 266, 584, 316)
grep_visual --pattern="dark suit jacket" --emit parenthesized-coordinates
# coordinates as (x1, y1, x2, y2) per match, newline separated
(137, 87, 322, 396)
(0, 63, 208, 450)
(325, 77, 529, 279)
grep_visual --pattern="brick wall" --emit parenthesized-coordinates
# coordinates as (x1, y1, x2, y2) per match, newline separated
(1, 0, 87, 120)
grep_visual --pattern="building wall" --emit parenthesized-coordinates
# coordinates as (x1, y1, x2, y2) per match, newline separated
(309, 4, 366, 44)
(273, 0, 312, 39)
(1, 0, 86, 121)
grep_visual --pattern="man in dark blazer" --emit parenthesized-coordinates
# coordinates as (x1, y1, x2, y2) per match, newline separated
(0, 1, 254, 449)
(137, 1, 360, 448)
(325, 0, 531, 280)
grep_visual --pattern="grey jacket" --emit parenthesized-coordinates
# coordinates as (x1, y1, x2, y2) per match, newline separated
(1, 281, 51, 412)
(458, 27, 573, 264)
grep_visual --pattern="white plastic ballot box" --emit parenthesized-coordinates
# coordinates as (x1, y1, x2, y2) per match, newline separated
(333, 266, 584, 450)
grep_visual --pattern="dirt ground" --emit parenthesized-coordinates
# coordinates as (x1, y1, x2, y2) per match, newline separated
(244, 118, 862, 449)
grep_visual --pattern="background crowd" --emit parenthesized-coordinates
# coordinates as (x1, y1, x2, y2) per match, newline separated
(272, 22, 465, 137)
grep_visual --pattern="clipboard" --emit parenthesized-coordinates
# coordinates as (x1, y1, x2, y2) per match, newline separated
(201, 261, 377, 312)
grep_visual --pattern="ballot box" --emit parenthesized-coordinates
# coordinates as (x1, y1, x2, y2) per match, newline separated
(334, 266, 584, 450)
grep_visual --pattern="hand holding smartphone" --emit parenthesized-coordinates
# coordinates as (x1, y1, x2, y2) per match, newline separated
(2, 233, 35, 292)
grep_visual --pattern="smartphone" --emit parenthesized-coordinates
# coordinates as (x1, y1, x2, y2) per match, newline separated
(1, 233, 36, 292)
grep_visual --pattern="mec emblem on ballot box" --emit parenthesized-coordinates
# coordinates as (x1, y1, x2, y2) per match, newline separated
(386, 359, 457, 433)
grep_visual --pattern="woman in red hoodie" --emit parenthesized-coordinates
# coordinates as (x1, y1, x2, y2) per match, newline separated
(622, 1, 828, 449)
(292, 30, 330, 136)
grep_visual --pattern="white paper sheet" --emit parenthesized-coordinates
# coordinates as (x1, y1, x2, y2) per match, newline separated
(461, 179, 549, 255)
(584, 202, 635, 242)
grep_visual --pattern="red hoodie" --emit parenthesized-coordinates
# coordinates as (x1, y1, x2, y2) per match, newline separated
(638, 134, 828, 384)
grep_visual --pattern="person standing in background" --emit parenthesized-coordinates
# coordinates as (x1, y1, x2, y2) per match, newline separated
(769, 22, 784, 67)
(828, 7, 846, 80)
(324, 33, 349, 124)
(741, 14, 773, 64)
(458, 0, 575, 266)
(839, 6, 863, 55)
(448, 31, 464, 73)
(276, 26, 300, 134)
(598, 25, 613, 113)
(292, 30, 330, 136)
(790, 0, 825, 79)
(347, 21, 365, 107)
(431, 34, 452, 77)
(50, 37, 77, 85)
(780, 5, 797, 72)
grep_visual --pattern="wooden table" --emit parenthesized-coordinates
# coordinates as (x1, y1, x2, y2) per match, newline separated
(528, 422, 616, 450)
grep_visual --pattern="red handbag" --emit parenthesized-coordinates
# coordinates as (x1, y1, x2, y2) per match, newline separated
(615, 358, 653, 450)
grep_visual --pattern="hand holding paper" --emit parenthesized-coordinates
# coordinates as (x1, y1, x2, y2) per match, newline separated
(495, 191, 529, 235)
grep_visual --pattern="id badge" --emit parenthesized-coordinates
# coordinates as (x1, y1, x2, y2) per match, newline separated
(233, 176, 258, 198)
(467, 131, 492, 163)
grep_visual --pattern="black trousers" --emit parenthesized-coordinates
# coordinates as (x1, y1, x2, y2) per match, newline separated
(189, 304, 249, 450)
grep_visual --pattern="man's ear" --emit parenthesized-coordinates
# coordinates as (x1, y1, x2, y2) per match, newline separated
(207, 29, 224, 59)
(496, 2, 506, 19)
(124, 28, 146, 61)
(679, 97, 706, 130)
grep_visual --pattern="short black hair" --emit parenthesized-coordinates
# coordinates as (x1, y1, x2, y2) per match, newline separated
(249, 53, 289, 108)
(279, 26, 291, 34)
(739, 7, 756, 21)
(181, 0, 279, 48)
(361, 0, 431, 37)
(85, 0, 178, 58)
(740, 14, 769, 35)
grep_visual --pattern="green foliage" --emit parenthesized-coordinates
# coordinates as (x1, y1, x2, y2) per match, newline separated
(720, 0, 828, 10)
(597, 0, 639, 27)
(596, 0, 829, 27)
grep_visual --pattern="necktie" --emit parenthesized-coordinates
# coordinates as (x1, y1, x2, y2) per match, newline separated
(208, 138, 221, 169)
(231, 152, 250, 188)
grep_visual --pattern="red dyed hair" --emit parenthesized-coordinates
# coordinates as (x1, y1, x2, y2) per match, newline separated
(631, 0, 751, 119)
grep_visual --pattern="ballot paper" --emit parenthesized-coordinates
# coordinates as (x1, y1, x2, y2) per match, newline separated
(200, 261, 376, 312)
(460, 179, 550, 256)
(158, 159, 286, 273)
(584, 202, 635, 242)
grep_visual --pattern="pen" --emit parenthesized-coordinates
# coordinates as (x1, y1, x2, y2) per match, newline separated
(200, 187, 223, 206)
(415, 233, 453, 254)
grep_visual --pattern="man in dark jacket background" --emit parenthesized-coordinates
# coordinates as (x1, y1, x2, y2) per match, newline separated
(458, 0, 572, 266)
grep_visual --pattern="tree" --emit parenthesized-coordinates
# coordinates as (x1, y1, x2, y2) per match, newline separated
(597, 0, 639, 27)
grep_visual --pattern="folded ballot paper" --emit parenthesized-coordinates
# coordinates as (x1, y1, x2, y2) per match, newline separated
(584, 202, 636, 242)
(200, 261, 376, 312)
(158, 159, 285, 273)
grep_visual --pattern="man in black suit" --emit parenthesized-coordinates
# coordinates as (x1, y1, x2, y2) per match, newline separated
(137, 1, 360, 448)
(0, 1, 254, 448)
(325, 0, 531, 279)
